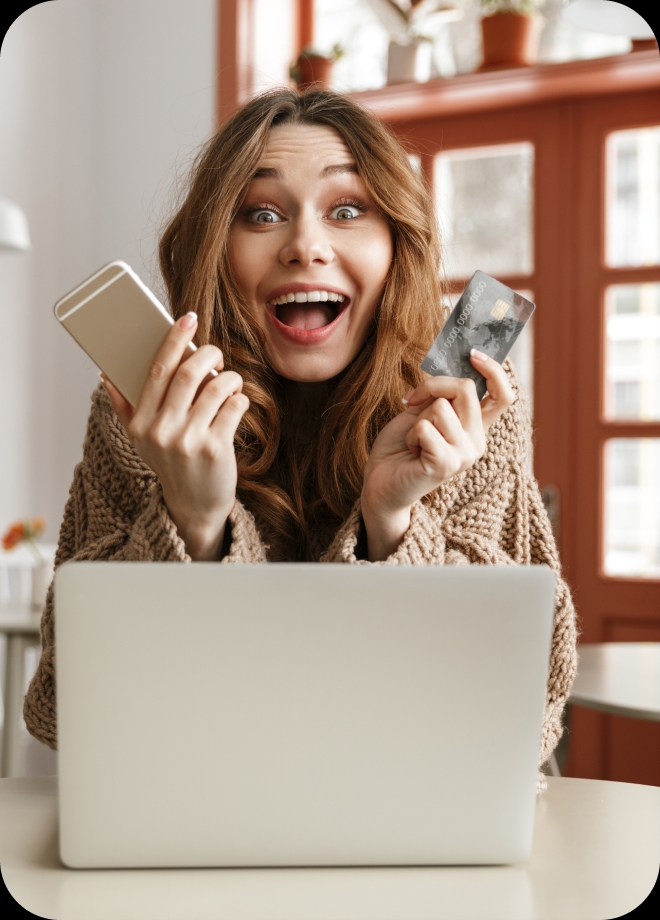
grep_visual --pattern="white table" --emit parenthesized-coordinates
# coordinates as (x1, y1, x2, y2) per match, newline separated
(570, 643, 660, 721)
(1, 776, 658, 920)
(0, 604, 41, 778)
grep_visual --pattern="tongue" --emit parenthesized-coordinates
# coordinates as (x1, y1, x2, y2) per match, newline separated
(277, 303, 336, 330)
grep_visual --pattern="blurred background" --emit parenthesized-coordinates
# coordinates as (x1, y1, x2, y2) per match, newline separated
(1, 1, 658, 783)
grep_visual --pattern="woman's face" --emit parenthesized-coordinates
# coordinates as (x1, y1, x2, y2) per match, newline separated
(229, 123, 393, 382)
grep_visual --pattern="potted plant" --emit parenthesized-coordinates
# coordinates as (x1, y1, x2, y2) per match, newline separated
(370, 0, 463, 84)
(2, 516, 53, 609)
(290, 44, 344, 89)
(479, 0, 545, 69)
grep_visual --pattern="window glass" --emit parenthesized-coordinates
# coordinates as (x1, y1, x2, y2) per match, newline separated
(606, 126, 660, 268)
(434, 143, 534, 280)
(603, 439, 660, 579)
(604, 284, 660, 421)
(252, 0, 297, 92)
(408, 152, 421, 175)
(314, 0, 388, 91)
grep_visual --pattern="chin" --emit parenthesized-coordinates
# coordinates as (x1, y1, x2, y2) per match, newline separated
(269, 354, 350, 383)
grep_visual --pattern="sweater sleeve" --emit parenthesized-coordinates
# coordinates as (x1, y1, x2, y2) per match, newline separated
(322, 499, 470, 565)
(323, 360, 527, 568)
(525, 475, 578, 772)
(23, 388, 267, 749)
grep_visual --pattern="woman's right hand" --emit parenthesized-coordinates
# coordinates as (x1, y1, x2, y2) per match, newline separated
(100, 312, 249, 561)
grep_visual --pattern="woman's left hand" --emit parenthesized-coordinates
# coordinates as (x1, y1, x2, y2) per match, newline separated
(361, 350, 515, 561)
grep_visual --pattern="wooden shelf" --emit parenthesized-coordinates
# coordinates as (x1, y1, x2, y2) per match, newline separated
(351, 51, 660, 123)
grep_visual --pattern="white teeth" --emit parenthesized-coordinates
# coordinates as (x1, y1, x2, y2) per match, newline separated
(270, 291, 347, 305)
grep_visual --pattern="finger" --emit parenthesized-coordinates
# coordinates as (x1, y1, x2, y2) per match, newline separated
(160, 345, 225, 419)
(411, 401, 481, 474)
(404, 376, 463, 407)
(100, 373, 134, 432)
(417, 397, 464, 447)
(187, 371, 244, 432)
(405, 418, 454, 471)
(133, 312, 200, 421)
(209, 392, 250, 442)
(405, 376, 482, 440)
(469, 350, 515, 429)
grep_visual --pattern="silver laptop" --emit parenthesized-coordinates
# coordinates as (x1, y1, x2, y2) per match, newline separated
(55, 562, 555, 869)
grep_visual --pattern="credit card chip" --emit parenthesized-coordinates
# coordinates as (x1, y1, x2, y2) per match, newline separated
(491, 299, 511, 320)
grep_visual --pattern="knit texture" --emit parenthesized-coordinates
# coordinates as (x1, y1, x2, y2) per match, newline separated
(25, 370, 577, 792)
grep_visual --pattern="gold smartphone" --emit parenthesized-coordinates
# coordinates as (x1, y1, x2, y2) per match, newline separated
(54, 261, 196, 408)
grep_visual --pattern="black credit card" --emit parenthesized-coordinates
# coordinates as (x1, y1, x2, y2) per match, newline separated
(420, 271, 535, 400)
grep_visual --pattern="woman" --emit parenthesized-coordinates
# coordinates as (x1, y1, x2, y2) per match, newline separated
(25, 90, 577, 783)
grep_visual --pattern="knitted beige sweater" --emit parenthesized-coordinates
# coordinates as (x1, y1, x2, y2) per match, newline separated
(25, 369, 577, 786)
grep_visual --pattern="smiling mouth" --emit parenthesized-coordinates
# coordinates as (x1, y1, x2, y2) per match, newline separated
(268, 290, 348, 330)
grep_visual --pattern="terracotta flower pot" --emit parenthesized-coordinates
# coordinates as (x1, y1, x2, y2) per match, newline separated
(480, 13, 541, 69)
(631, 39, 658, 53)
(294, 54, 334, 88)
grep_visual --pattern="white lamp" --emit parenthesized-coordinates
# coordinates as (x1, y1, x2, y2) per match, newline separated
(561, 1, 655, 39)
(0, 198, 31, 252)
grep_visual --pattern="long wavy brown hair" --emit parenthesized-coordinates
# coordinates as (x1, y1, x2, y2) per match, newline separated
(159, 89, 445, 560)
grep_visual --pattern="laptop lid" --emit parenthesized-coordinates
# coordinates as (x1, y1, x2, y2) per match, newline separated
(55, 562, 555, 868)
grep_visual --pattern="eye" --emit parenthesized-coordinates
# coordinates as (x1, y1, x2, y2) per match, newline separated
(330, 205, 362, 221)
(247, 208, 283, 224)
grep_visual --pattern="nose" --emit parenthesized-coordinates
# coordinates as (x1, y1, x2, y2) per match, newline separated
(279, 206, 334, 268)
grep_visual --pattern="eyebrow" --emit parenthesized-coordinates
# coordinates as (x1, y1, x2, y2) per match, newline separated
(251, 163, 358, 179)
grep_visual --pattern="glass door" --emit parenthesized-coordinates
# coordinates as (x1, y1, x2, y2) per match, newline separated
(389, 92, 660, 784)
(569, 93, 660, 785)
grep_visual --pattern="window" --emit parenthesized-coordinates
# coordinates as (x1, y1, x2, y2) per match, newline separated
(604, 284, 660, 422)
(434, 143, 534, 280)
(314, 0, 387, 91)
(251, 0, 297, 93)
(604, 439, 660, 578)
(606, 127, 660, 268)
(602, 130, 660, 581)
(435, 143, 535, 408)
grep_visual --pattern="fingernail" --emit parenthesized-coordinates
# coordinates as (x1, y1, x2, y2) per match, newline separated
(99, 372, 107, 386)
(470, 348, 487, 360)
(180, 311, 197, 329)
(402, 389, 415, 405)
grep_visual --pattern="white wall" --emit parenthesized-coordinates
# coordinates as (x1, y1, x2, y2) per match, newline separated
(0, 0, 217, 543)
